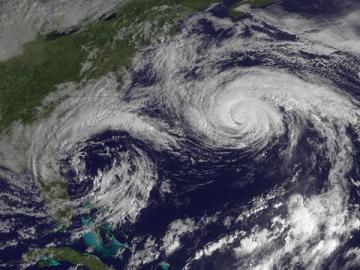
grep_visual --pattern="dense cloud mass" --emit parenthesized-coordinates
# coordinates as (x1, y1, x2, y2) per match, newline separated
(0, 3, 360, 270)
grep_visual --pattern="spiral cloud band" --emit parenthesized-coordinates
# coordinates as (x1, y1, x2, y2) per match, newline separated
(0, 8, 360, 270)
(123, 13, 360, 269)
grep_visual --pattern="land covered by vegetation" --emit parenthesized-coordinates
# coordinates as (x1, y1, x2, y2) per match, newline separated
(24, 247, 110, 270)
(0, 0, 218, 229)
(0, 0, 218, 131)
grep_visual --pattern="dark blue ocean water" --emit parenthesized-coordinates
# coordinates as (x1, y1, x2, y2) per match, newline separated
(0, 1, 360, 269)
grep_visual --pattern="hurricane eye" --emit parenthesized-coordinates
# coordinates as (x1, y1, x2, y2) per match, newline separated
(1, 3, 360, 270)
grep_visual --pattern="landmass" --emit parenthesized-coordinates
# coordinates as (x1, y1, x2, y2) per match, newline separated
(23, 247, 111, 270)
(0, 0, 218, 229)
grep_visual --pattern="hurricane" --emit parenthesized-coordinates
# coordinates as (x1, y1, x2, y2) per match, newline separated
(0, 3, 360, 270)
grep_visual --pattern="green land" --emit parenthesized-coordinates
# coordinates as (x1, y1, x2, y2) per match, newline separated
(2, 1, 290, 269)
(24, 247, 110, 270)
(40, 180, 72, 227)
(23, 221, 130, 269)
(0, 0, 218, 131)
(0, 0, 218, 229)
(3, 1, 281, 269)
